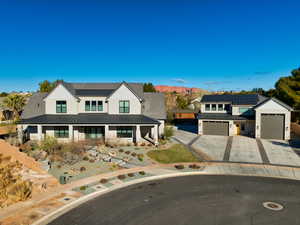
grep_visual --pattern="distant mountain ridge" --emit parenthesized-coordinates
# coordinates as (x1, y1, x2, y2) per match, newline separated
(155, 85, 207, 94)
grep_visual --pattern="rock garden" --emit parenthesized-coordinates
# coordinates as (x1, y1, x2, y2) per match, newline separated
(19, 136, 173, 184)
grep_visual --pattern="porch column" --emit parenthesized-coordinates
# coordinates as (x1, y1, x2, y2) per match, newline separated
(104, 125, 109, 142)
(136, 125, 141, 143)
(69, 125, 73, 141)
(17, 125, 23, 144)
(37, 125, 43, 141)
(154, 124, 159, 145)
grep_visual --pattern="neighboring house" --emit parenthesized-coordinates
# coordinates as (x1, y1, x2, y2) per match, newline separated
(198, 94, 293, 140)
(0, 97, 13, 122)
(18, 82, 166, 144)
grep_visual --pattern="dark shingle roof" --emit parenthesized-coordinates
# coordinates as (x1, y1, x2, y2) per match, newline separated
(75, 89, 114, 96)
(19, 113, 160, 124)
(200, 94, 266, 105)
(21, 93, 47, 119)
(197, 113, 253, 120)
(62, 82, 144, 99)
(142, 93, 166, 120)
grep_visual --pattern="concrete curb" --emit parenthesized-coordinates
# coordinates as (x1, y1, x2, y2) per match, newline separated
(32, 168, 300, 225)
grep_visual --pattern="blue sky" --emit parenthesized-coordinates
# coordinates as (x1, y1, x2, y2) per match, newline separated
(0, 0, 300, 92)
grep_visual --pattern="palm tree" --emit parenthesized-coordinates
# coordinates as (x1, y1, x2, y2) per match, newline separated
(1, 94, 26, 121)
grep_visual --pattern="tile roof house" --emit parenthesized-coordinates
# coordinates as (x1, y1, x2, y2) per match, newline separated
(198, 94, 293, 140)
(18, 81, 166, 144)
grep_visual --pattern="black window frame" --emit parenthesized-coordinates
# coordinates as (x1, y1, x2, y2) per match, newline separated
(205, 104, 210, 111)
(85, 101, 91, 111)
(218, 104, 224, 111)
(98, 101, 103, 111)
(119, 100, 130, 113)
(211, 104, 217, 111)
(117, 126, 133, 138)
(54, 126, 69, 138)
(91, 101, 97, 111)
(56, 101, 67, 113)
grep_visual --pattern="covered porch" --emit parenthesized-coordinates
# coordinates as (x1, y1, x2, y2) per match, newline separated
(19, 123, 159, 145)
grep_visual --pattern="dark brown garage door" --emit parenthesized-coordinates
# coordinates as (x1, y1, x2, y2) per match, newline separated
(261, 114, 284, 139)
(203, 121, 229, 136)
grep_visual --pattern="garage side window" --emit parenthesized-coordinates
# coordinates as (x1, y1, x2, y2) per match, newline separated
(205, 104, 210, 111)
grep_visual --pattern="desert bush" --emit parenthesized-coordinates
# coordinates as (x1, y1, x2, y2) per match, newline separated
(83, 156, 89, 161)
(137, 153, 144, 161)
(62, 142, 86, 156)
(89, 159, 95, 163)
(39, 136, 60, 154)
(119, 149, 124, 153)
(139, 171, 146, 175)
(131, 152, 137, 157)
(189, 164, 200, 169)
(117, 174, 126, 180)
(100, 178, 108, 184)
(125, 151, 130, 155)
(174, 164, 184, 169)
(80, 166, 86, 172)
(127, 173, 134, 177)
(141, 143, 146, 146)
(0, 154, 32, 208)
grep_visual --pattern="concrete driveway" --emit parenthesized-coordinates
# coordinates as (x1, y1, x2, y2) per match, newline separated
(173, 130, 300, 167)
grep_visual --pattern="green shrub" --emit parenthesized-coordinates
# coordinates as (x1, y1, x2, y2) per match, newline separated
(80, 186, 87, 190)
(139, 171, 146, 175)
(164, 126, 174, 139)
(39, 136, 59, 154)
(83, 156, 89, 161)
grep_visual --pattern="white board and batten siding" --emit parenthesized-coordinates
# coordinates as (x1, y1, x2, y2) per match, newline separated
(44, 84, 78, 114)
(255, 99, 291, 140)
(107, 84, 142, 115)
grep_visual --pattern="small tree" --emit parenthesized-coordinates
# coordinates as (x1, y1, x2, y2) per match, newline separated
(1, 94, 26, 121)
(143, 83, 156, 92)
(40, 136, 59, 154)
(176, 95, 189, 109)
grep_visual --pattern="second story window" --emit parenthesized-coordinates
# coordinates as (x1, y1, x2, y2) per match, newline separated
(85, 100, 103, 112)
(91, 101, 97, 111)
(85, 101, 91, 111)
(218, 104, 224, 111)
(225, 104, 231, 111)
(98, 101, 103, 111)
(56, 101, 67, 113)
(211, 104, 217, 111)
(119, 100, 130, 113)
(205, 104, 210, 111)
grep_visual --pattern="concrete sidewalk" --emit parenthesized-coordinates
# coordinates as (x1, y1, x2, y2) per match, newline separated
(2, 162, 300, 225)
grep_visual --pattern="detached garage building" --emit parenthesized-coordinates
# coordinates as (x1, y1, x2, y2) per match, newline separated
(198, 94, 292, 140)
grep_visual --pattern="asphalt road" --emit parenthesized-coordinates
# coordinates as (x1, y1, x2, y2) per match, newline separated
(49, 175, 300, 225)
